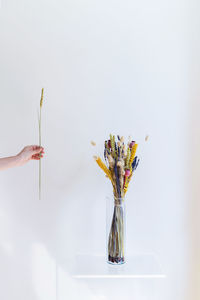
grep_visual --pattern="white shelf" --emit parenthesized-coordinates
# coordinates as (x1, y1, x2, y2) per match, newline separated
(57, 254, 166, 279)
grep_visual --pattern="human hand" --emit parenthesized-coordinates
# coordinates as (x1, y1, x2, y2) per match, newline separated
(17, 145, 45, 166)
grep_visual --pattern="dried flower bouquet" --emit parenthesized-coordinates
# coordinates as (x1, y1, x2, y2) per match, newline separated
(93, 135, 139, 264)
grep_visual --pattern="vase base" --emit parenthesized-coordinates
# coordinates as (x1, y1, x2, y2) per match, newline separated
(108, 255, 125, 265)
(107, 261, 125, 265)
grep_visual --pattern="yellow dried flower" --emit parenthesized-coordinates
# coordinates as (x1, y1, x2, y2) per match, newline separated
(124, 177, 129, 193)
(40, 88, 44, 108)
(129, 143, 138, 167)
(94, 156, 112, 180)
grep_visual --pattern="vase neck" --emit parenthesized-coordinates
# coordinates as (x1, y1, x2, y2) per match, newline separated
(114, 197, 124, 206)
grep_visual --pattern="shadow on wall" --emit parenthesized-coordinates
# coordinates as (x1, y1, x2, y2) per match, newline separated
(187, 110, 200, 295)
(0, 162, 103, 300)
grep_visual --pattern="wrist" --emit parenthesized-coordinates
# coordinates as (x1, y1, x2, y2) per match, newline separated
(15, 153, 23, 166)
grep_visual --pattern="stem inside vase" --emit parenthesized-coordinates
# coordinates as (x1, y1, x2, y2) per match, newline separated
(107, 197, 125, 265)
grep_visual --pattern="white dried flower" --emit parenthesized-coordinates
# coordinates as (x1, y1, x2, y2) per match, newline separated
(91, 141, 96, 146)
(120, 136, 124, 143)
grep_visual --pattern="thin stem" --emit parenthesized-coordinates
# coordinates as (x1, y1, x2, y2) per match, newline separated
(39, 106, 42, 200)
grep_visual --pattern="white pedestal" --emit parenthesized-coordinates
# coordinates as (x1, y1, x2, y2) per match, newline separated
(56, 254, 166, 300)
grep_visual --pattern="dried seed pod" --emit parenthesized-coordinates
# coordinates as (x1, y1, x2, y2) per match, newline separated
(117, 161, 122, 167)
(129, 141, 135, 148)
(125, 169, 131, 177)
(91, 141, 96, 146)
(120, 136, 124, 143)
(107, 154, 115, 169)
(40, 88, 44, 108)
(117, 158, 124, 167)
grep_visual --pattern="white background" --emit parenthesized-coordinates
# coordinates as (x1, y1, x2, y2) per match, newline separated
(0, 0, 199, 299)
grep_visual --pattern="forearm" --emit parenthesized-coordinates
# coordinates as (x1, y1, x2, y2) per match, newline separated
(0, 155, 22, 171)
(0, 146, 44, 171)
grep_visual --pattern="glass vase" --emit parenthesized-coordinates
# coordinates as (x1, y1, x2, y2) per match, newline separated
(107, 196, 126, 265)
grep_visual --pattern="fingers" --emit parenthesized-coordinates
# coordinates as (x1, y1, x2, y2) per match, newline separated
(30, 145, 44, 155)
(32, 152, 44, 158)
(32, 153, 44, 160)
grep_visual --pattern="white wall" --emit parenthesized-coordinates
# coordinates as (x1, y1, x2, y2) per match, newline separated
(0, 0, 193, 299)
(186, 0, 200, 299)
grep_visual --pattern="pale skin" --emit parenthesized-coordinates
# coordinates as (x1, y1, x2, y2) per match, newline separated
(0, 145, 44, 171)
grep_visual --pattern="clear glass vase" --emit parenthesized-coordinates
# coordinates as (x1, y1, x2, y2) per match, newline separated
(107, 196, 126, 265)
